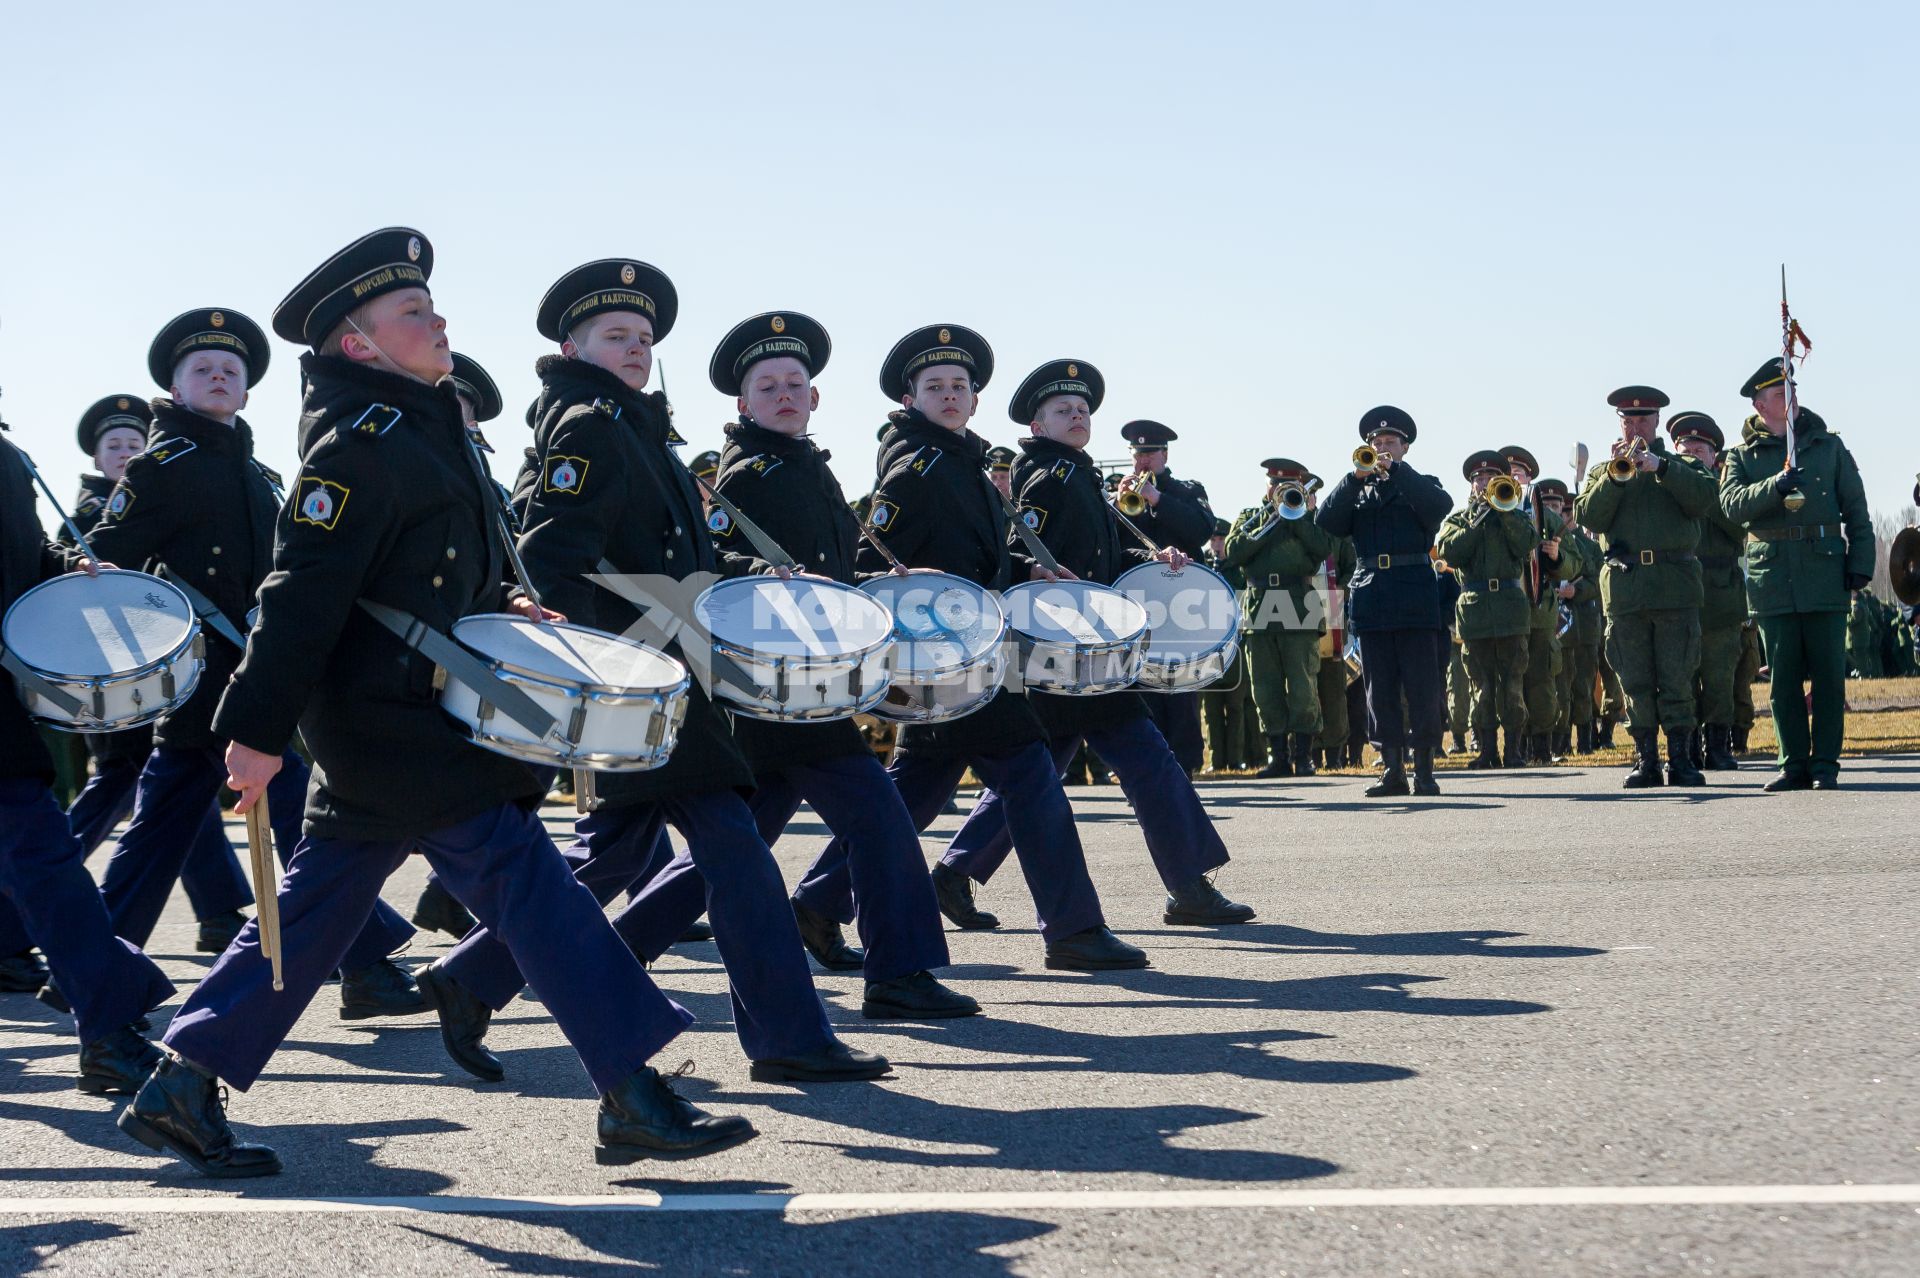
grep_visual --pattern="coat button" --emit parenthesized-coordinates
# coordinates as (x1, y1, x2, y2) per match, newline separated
(206, 567, 216, 576)
(665, 550, 675, 560)
(446, 548, 457, 560)
(211, 546, 222, 555)
(432, 575, 444, 588)
(674, 526, 683, 536)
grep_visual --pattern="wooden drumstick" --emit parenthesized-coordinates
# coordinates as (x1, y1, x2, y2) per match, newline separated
(244, 795, 285, 991)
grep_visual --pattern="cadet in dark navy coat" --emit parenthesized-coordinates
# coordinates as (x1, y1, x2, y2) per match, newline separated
(416, 262, 885, 1085)
(120, 229, 749, 1178)
(935, 361, 1255, 928)
(1118, 420, 1214, 773)
(1314, 406, 1455, 796)
(79, 310, 420, 1018)
(805, 325, 1145, 971)
(0, 428, 174, 1095)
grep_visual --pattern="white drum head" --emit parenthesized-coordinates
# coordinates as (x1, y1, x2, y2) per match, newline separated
(861, 573, 1005, 675)
(3, 570, 196, 677)
(695, 578, 894, 658)
(452, 615, 684, 692)
(1114, 561, 1238, 659)
(1003, 580, 1147, 647)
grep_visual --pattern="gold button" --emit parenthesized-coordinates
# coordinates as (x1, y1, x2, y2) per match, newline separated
(432, 575, 444, 587)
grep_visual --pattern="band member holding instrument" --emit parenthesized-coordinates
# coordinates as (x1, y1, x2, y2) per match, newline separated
(1665, 413, 1746, 772)
(1438, 450, 1539, 772)
(1316, 407, 1454, 796)
(1543, 479, 1603, 755)
(1223, 459, 1335, 778)
(1574, 386, 1718, 788)
(1118, 421, 1213, 774)
(932, 359, 1255, 928)
(418, 261, 885, 1087)
(1719, 359, 1873, 791)
(1200, 516, 1263, 773)
(76, 309, 422, 1017)
(121, 229, 754, 1177)
(0, 430, 174, 1093)
(1498, 446, 1577, 766)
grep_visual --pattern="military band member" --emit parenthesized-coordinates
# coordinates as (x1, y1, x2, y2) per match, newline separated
(1718, 358, 1873, 790)
(1199, 517, 1260, 772)
(1573, 386, 1718, 788)
(986, 444, 1015, 499)
(1554, 488, 1606, 753)
(1316, 407, 1454, 795)
(1666, 412, 1746, 771)
(120, 229, 753, 1177)
(933, 360, 1254, 927)
(1439, 450, 1538, 770)
(1500, 446, 1577, 765)
(1119, 421, 1213, 773)
(418, 262, 884, 1084)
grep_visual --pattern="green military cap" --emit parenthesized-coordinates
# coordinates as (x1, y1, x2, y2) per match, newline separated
(149, 307, 270, 388)
(1462, 449, 1508, 480)
(76, 394, 153, 454)
(1498, 444, 1539, 477)
(1666, 411, 1723, 450)
(1260, 457, 1309, 479)
(1607, 385, 1669, 416)
(1739, 358, 1791, 398)
(1533, 477, 1570, 501)
(1213, 515, 1231, 536)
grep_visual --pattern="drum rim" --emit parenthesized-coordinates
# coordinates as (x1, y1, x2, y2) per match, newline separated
(859, 571, 1009, 679)
(2, 569, 200, 676)
(451, 613, 687, 697)
(694, 576, 897, 655)
(1001, 578, 1150, 645)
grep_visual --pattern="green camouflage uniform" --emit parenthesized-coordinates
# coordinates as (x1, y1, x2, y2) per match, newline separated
(1695, 467, 1750, 728)
(1559, 523, 1605, 736)
(1436, 501, 1538, 747)
(1313, 535, 1358, 762)
(1520, 508, 1579, 737)
(1201, 542, 1261, 770)
(1223, 503, 1333, 737)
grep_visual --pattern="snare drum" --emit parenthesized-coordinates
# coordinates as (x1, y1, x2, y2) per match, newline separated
(2, 569, 204, 732)
(694, 577, 895, 722)
(859, 572, 1007, 722)
(1113, 560, 1240, 691)
(1001, 579, 1148, 696)
(442, 615, 689, 771)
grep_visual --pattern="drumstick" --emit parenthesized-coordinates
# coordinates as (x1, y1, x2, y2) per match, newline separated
(243, 794, 284, 991)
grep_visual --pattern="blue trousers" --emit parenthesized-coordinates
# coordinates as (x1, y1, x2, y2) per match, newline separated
(164, 802, 689, 1093)
(98, 746, 412, 969)
(0, 779, 174, 1043)
(940, 717, 1227, 894)
(1143, 689, 1204, 774)
(800, 741, 1105, 943)
(71, 753, 251, 915)
(1358, 628, 1446, 750)
(441, 792, 833, 1063)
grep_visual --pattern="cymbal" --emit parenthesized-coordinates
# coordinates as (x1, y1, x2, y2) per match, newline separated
(1890, 525, 1920, 608)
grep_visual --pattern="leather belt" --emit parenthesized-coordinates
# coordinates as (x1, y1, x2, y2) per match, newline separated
(1747, 524, 1841, 542)
(1370, 553, 1429, 569)
(1478, 578, 1523, 592)
(1609, 549, 1697, 567)
(1697, 554, 1739, 570)
(1264, 573, 1297, 588)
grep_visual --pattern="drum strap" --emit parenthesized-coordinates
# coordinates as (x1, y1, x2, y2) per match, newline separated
(0, 647, 90, 719)
(159, 570, 248, 652)
(691, 476, 797, 571)
(991, 485, 1067, 578)
(355, 599, 560, 742)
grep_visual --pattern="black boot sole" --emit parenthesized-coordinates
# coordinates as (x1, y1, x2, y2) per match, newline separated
(1162, 908, 1257, 926)
(76, 1071, 147, 1097)
(747, 1058, 892, 1082)
(116, 1109, 282, 1178)
(861, 997, 981, 1020)
(338, 1000, 430, 1021)
(594, 1124, 756, 1163)
(410, 907, 475, 941)
(1044, 952, 1151, 972)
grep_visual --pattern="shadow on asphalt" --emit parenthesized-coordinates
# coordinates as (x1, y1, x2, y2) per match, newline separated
(1121, 922, 1607, 959)
(955, 965, 1552, 1018)
(0, 1219, 134, 1276)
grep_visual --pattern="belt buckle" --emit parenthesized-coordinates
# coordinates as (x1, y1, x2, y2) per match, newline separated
(1377, 554, 1392, 570)
(1267, 573, 1282, 587)
(1487, 578, 1499, 592)
(1789, 526, 1804, 541)
(1638, 550, 1655, 566)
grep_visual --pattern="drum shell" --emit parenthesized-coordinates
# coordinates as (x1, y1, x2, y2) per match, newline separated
(3, 570, 206, 732)
(1002, 581, 1148, 697)
(1113, 561, 1240, 693)
(860, 572, 1009, 724)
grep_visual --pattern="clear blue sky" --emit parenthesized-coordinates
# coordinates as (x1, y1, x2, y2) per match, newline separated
(3, 1, 1914, 533)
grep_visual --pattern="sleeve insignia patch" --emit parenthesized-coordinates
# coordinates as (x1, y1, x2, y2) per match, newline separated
(667, 422, 687, 445)
(707, 508, 736, 537)
(1050, 459, 1077, 483)
(292, 478, 349, 531)
(346, 404, 402, 437)
(107, 486, 134, 519)
(1021, 506, 1049, 533)
(545, 454, 590, 494)
(748, 455, 783, 476)
(909, 446, 943, 476)
(869, 499, 900, 530)
(145, 437, 197, 464)
(591, 398, 623, 421)
(77, 494, 105, 515)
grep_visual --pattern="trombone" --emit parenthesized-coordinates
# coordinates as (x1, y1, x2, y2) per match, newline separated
(1606, 438, 1648, 482)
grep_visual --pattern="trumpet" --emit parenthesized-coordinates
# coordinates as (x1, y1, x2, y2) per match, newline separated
(1486, 474, 1523, 512)
(1275, 476, 1322, 521)
(1352, 444, 1385, 474)
(1116, 483, 1147, 517)
(1607, 438, 1648, 482)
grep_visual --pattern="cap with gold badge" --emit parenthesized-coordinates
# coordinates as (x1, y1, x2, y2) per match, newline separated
(148, 308, 269, 388)
(708, 311, 830, 396)
(76, 394, 154, 454)
(536, 259, 677, 344)
(273, 226, 432, 346)
(1008, 359, 1104, 424)
(878, 323, 994, 400)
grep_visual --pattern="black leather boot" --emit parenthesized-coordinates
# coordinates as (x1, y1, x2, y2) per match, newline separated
(1164, 875, 1256, 925)
(1703, 724, 1738, 771)
(1690, 726, 1707, 770)
(862, 971, 980, 1020)
(1733, 726, 1751, 755)
(1576, 722, 1595, 754)
(1503, 729, 1529, 768)
(411, 879, 476, 940)
(117, 1055, 282, 1178)
(1466, 733, 1499, 769)
(1411, 747, 1441, 796)
(1623, 729, 1663, 788)
(596, 1064, 756, 1163)
(415, 963, 502, 1082)
(1255, 736, 1292, 778)
(78, 1024, 162, 1096)
(1364, 748, 1410, 797)
(1556, 728, 1572, 758)
(1532, 733, 1556, 765)
(1666, 728, 1706, 787)
(195, 909, 247, 955)
(0, 949, 48, 993)
(930, 861, 998, 930)
(749, 1039, 891, 1082)
(339, 957, 428, 1020)
(1764, 769, 1812, 792)
(677, 920, 715, 944)
(1449, 730, 1468, 756)
(1597, 716, 1617, 749)
(793, 898, 865, 971)
(1290, 733, 1317, 777)
(1044, 925, 1150, 971)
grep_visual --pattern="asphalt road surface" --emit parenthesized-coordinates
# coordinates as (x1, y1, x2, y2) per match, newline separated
(3, 755, 1916, 1276)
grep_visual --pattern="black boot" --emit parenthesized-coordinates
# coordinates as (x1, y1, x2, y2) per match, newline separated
(1503, 729, 1529, 768)
(411, 879, 476, 940)
(930, 861, 999, 930)
(1576, 722, 1595, 754)
(1532, 733, 1556, 765)
(1666, 728, 1706, 787)
(1622, 729, 1663, 789)
(78, 1024, 162, 1096)
(0, 949, 48, 993)
(676, 919, 714, 944)
(1364, 747, 1410, 797)
(596, 1064, 756, 1163)
(1733, 726, 1751, 755)
(862, 971, 980, 1020)
(749, 1039, 891, 1082)
(1164, 875, 1256, 925)
(1703, 724, 1738, 771)
(196, 909, 247, 955)
(1764, 770, 1812, 792)
(1449, 730, 1468, 756)
(415, 963, 502, 1082)
(1411, 747, 1441, 796)
(1597, 716, 1617, 749)
(1255, 736, 1292, 779)
(793, 898, 865, 971)
(1466, 733, 1499, 769)
(1291, 733, 1317, 777)
(339, 957, 428, 1020)
(1044, 925, 1150, 971)
(117, 1055, 282, 1178)
(1690, 727, 1707, 770)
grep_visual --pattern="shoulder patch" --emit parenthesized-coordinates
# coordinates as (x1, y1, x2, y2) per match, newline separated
(748, 454, 783, 477)
(544, 454, 590, 495)
(707, 508, 736, 538)
(106, 485, 135, 519)
(869, 499, 900, 530)
(1049, 459, 1077, 484)
(76, 493, 105, 515)
(667, 421, 686, 445)
(591, 398, 623, 422)
(144, 437, 198, 465)
(908, 446, 943, 476)
(292, 477, 349, 531)
(344, 404, 402, 439)
(1021, 506, 1049, 533)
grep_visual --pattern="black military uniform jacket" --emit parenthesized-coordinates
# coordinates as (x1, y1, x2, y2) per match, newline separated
(1136, 467, 1214, 559)
(211, 356, 543, 841)
(83, 402, 282, 750)
(1315, 462, 1455, 633)
(858, 409, 1044, 758)
(63, 472, 116, 543)
(1009, 436, 1149, 739)
(1, 435, 72, 782)
(63, 473, 153, 768)
(515, 356, 754, 805)
(710, 417, 871, 773)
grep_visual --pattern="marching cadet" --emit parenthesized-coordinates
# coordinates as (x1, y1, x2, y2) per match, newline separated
(986, 444, 1016, 499)
(1118, 421, 1213, 773)
(1316, 407, 1455, 796)
(1438, 450, 1538, 770)
(1223, 459, 1334, 778)
(0, 429, 174, 1093)
(931, 360, 1255, 927)
(120, 229, 754, 1177)
(805, 325, 1148, 970)
(1574, 386, 1719, 788)
(1555, 490, 1606, 753)
(78, 308, 421, 1015)
(1718, 358, 1873, 790)
(1666, 412, 1747, 771)
(1500, 447, 1577, 765)
(416, 263, 885, 1084)
(1311, 485, 1357, 771)
(1200, 516, 1258, 772)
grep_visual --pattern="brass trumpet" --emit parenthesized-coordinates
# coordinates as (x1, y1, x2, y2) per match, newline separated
(1607, 438, 1648, 482)
(1353, 444, 1381, 472)
(1486, 474, 1523, 512)
(1115, 482, 1147, 517)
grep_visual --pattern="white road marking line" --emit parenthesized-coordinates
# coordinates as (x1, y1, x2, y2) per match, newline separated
(0, 1185, 1914, 1216)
